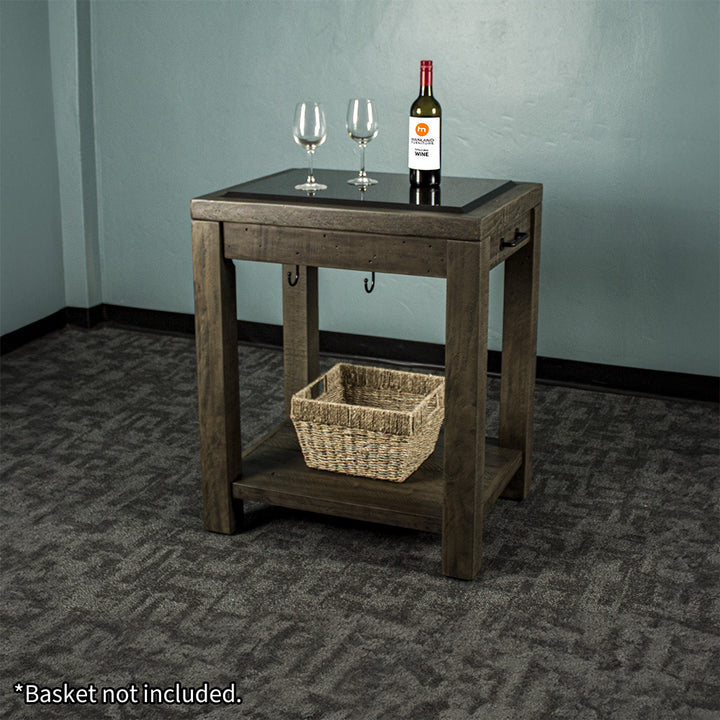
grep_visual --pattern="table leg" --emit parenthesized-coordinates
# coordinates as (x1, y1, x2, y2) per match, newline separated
(192, 220, 242, 534)
(282, 264, 319, 417)
(443, 239, 490, 580)
(499, 204, 542, 500)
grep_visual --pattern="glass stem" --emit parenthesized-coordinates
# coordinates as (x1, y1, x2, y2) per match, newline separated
(307, 149, 315, 182)
(360, 143, 366, 178)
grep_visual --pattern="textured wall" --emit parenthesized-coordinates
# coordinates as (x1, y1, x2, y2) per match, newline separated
(89, 0, 718, 375)
(0, 0, 65, 335)
(3, 1, 718, 376)
(48, 0, 102, 310)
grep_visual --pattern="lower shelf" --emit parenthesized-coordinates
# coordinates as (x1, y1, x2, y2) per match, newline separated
(233, 420, 522, 533)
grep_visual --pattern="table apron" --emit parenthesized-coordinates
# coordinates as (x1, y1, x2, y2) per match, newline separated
(222, 203, 536, 275)
(223, 222, 448, 278)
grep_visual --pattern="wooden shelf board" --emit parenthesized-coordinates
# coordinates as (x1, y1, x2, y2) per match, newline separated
(233, 420, 522, 533)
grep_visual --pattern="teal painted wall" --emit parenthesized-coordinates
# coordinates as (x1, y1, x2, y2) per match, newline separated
(2, 1, 718, 377)
(0, 0, 65, 335)
(48, 0, 102, 310)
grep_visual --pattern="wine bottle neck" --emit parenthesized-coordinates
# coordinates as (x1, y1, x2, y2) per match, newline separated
(419, 61, 433, 94)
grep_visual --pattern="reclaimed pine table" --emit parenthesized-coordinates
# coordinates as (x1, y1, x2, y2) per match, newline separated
(191, 168, 542, 580)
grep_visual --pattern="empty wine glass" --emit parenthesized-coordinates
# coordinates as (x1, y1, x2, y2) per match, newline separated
(293, 102, 327, 191)
(346, 98, 379, 186)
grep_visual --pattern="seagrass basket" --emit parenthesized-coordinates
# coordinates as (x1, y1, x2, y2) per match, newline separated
(291, 363, 445, 483)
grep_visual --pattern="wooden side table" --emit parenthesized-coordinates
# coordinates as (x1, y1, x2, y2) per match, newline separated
(191, 169, 542, 580)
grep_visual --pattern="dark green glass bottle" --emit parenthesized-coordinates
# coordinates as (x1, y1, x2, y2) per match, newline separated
(409, 60, 441, 187)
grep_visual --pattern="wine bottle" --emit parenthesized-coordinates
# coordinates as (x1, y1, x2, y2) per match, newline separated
(409, 60, 441, 187)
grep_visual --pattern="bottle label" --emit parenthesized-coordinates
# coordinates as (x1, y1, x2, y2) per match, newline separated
(408, 117, 440, 170)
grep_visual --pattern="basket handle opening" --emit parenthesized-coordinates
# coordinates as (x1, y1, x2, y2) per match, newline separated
(410, 383, 445, 432)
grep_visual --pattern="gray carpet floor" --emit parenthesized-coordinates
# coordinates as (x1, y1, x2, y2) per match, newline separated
(1, 326, 718, 719)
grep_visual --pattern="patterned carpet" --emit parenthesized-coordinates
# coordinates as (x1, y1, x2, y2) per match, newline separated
(1, 326, 718, 719)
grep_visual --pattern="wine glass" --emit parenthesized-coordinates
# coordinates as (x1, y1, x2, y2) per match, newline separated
(293, 102, 327, 191)
(346, 98, 379, 186)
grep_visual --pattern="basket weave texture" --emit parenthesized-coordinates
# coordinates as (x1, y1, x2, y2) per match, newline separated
(291, 363, 445, 483)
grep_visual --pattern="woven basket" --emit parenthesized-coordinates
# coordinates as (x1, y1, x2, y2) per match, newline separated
(291, 363, 445, 483)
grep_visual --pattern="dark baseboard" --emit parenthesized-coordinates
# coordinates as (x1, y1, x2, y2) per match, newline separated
(65, 304, 106, 329)
(102, 304, 196, 336)
(0, 310, 69, 355)
(534, 356, 718, 402)
(2, 304, 718, 403)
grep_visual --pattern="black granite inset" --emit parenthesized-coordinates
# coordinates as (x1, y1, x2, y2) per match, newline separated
(223, 168, 514, 213)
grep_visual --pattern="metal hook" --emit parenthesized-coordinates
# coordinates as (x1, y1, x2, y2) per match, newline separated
(364, 271, 375, 294)
(500, 228, 530, 250)
(287, 265, 299, 287)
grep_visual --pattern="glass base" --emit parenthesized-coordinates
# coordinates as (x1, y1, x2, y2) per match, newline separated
(347, 176, 378, 187)
(294, 182, 327, 191)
